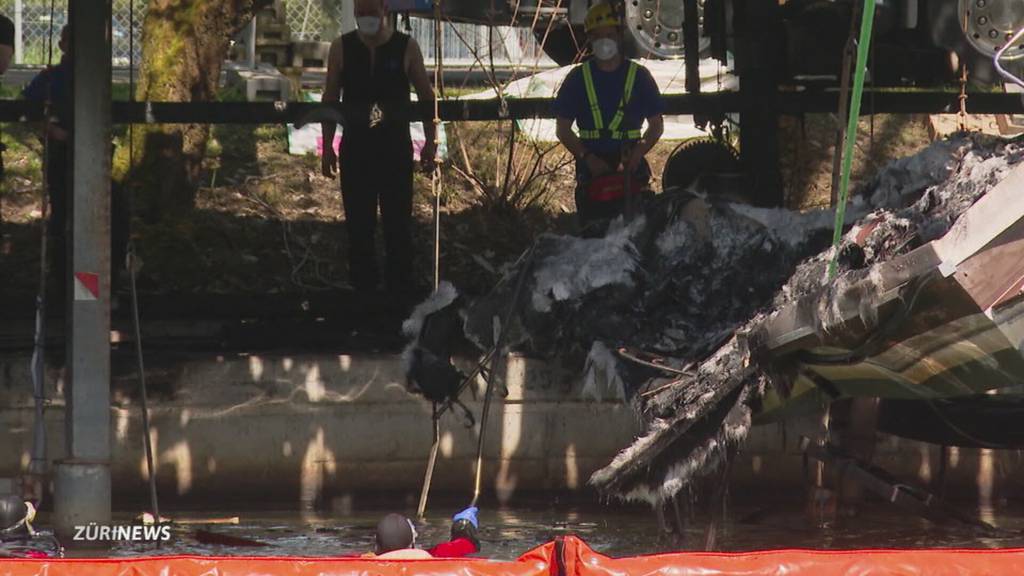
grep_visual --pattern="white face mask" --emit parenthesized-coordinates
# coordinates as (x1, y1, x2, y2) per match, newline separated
(592, 38, 618, 61)
(357, 15, 382, 36)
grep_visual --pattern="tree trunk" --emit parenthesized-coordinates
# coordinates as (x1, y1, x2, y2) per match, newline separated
(117, 0, 271, 220)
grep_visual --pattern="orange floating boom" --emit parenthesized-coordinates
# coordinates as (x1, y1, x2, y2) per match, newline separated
(4, 536, 1024, 575)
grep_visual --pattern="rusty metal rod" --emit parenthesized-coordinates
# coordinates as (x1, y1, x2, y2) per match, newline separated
(129, 246, 161, 531)
(417, 404, 441, 518)
(471, 244, 536, 507)
(829, 0, 861, 207)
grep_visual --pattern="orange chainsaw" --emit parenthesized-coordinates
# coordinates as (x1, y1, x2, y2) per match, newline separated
(585, 145, 637, 217)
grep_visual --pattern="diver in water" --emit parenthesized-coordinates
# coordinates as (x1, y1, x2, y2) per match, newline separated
(367, 507, 480, 559)
(0, 494, 59, 558)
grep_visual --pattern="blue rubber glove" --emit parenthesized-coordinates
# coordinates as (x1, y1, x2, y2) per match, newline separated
(453, 506, 479, 529)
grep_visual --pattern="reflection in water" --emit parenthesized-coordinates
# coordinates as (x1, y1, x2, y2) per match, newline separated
(565, 445, 579, 489)
(95, 503, 1024, 559)
(979, 449, 995, 508)
(115, 408, 130, 444)
(304, 364, 325, 402)
(918, 444, 931, 484)
(300, 428, 337, 507)
(140, 428, 158, 480)
(162, 441, 193, 495)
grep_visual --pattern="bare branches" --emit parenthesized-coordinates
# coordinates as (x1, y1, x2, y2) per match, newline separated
(431, 3, 571, 214)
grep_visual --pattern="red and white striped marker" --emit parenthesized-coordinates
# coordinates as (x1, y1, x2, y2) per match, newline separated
(73, 272, 100, 301)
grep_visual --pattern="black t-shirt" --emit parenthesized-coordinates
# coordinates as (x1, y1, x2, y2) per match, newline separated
(0, 15, 14, 49)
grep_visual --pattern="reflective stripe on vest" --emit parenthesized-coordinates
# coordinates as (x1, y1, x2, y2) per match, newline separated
(578, 128, 642, 139)
(579, 60, 640, 141)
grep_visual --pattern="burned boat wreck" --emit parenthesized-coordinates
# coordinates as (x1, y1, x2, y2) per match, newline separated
(403, 133, 1024, 506)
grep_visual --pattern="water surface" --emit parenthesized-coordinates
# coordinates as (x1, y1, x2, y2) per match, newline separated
(73, 503, 1024, 559)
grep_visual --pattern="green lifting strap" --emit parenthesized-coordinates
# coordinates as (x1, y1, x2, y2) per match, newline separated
(828, 0, 877, 279)
(579, 61, 641, 141)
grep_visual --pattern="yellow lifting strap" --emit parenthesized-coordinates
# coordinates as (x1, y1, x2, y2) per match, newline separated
(608, 62, 638, 132)
(579, 60, 641, 141)
(582, 61, 604, 130)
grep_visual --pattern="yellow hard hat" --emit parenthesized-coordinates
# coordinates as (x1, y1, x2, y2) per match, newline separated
(585, 3, 621, 34)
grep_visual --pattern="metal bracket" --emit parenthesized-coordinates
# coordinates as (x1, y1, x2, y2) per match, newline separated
(994, 27, 1024, 90)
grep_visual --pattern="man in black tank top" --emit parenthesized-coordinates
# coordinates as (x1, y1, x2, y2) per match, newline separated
(321, 0, 437, 297)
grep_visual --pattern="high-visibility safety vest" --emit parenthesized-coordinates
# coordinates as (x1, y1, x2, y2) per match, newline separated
(578, 60, 642, 141)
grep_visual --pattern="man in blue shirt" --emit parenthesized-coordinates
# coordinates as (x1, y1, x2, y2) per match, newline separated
(24, 25, 128, 311)
(23, 26, 72, 309)
(554, 3, 665, 237)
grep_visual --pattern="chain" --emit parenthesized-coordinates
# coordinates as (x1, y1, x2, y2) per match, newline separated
(957, 66, 969, 131)
(958, 11, 969, 131)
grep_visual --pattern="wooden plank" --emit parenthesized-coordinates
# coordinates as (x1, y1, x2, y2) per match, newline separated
(954, 217, 1024, 311)
(993, 277, 1024, 310)
(935, 162, 1024, 271)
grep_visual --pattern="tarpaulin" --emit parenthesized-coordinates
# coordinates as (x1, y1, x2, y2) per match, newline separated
(288, 91, 449, 160)
(4, 536, 1024, 575)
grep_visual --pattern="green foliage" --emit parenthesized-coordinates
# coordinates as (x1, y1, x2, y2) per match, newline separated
(254, 124, 287, 146)
(0, 123, 43, 183)
(217, 86, 247, 102)
(0, 84, 23, 99)
(111, 82, 136, 101)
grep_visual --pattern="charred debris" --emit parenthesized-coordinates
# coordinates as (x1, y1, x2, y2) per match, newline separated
(401, 133, 1024, 506)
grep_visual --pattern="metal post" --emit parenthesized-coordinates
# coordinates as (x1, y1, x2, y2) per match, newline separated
(13, 0, 22, 65)
(341, 0, 356, 35)
(683, 0, 700, 96)
(736, 0, 783, 206)
(54, 0, 113, 546)
(416, 405, 441, 518)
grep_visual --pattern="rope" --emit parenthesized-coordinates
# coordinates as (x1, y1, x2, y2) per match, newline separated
(471, 243, 537, 507)
(127, 0, 162, 532)
(828, 0, 877, 280)
(27, 0, 60, 495)
(129, 0, 137, 171)
(417, 1, 447, 517)
(128, 246, 161, 531)
(431, 0, 443, 290)
(417, 246, 538, 513)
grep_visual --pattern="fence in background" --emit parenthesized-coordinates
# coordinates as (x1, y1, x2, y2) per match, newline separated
(0, 0, 552, 69)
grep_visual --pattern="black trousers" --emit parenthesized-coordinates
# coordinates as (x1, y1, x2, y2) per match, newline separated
(339, 134, 414, 292)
